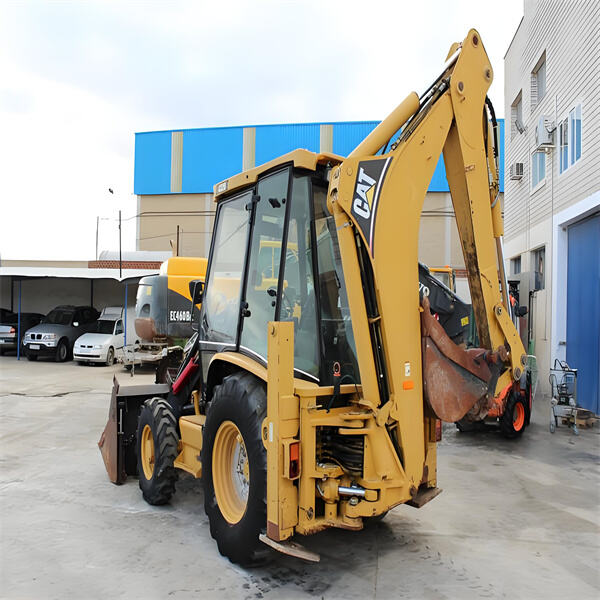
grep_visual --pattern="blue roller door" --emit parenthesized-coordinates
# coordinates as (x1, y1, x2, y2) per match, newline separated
(566, 213, 600, 414)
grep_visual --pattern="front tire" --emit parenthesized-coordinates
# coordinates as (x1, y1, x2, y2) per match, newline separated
(55, 339, 68, 362)
(105, 346, 115, 366)
(136, 398, 179, 505)
(500, 393, 527, 439)
(202, 371, 267, 565)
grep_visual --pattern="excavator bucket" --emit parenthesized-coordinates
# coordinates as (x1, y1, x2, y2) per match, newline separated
(98, 377, 171, 484)
(421, 297, 500, 422)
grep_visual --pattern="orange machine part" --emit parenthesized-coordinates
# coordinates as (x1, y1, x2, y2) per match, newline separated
(487, 382, 513, 418)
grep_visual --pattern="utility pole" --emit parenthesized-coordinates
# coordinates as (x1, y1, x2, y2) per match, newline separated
(119, 209, 122, 278)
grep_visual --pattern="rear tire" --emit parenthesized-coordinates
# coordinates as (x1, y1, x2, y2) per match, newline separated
(202, 371, 267, 565)
(136, 398, 179, 505)
(500, 393, 527, 439)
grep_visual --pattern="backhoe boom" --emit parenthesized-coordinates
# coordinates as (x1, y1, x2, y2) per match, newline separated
(328, 30, 527, 451)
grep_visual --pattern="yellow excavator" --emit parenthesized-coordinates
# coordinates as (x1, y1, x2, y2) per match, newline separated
(99, 29, 532, 564)
(430, 265, 455, 292)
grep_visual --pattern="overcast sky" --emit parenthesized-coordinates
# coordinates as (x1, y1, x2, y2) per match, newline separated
(0, 0, 523, 261)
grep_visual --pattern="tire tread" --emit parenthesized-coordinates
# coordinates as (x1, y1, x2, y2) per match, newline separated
(202, 371, 267, 565)
(500, 394, 527, 439)
(137, 397, 179, 505)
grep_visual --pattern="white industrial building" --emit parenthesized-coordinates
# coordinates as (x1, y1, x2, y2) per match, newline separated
(503, 0, 599, 411)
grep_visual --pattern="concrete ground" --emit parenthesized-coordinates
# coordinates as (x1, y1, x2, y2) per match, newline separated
(0, 355, 598, 600)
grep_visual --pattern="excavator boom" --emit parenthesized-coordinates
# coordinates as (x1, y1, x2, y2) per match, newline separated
(328, 29, 527, 436)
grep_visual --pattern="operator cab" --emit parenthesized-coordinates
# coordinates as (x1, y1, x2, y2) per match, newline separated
(199, 151, 359, 387)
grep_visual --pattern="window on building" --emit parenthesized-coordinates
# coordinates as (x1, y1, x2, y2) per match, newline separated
(570, 104, 582, 165)
(511, 92, 524, 138)
(531, 151, 546, 190)
(531, 53, 546, 107)
(559, 118, 568, 173)
(559, 103, 582, 174)
(532, 247, 545, 290)
(511, 256, 521, 275)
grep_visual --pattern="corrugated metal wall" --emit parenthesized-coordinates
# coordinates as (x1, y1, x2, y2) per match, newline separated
(134, 131, 172, 195)
(332, 122, 378, 156)
(255, 123, 321, 165)
(134, 120, 505, 195)
(181, 127, 243, 193)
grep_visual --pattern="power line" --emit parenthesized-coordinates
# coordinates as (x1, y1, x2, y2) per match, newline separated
(98, 210, 216, 222)
(138, 231, 212, 241)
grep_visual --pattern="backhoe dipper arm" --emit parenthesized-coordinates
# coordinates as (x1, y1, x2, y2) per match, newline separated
(327, 30, 526, 484)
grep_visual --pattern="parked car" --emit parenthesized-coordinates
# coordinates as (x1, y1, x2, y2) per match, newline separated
(23, 305, 99, 362)
(0, 310, 45, 355)
(0, 308, 15, 322)
(74, 307, 134, 366)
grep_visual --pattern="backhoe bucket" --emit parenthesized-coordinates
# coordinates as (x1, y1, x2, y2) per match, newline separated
(98, 377, 170, 484)
(421, 297, 500, 422)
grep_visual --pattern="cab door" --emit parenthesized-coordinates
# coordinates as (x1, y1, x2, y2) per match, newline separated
(238, 168, 290, 364)
(199, 189, 253, 369)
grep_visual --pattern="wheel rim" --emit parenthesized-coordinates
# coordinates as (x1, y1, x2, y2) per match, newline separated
(513, 402, 525, 431)
(140, 424, 155, 480)
(212, 420, 249, 524)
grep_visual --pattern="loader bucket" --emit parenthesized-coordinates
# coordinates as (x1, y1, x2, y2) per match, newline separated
(98, 376, 171, 484)
(98, 379, 121, 483)
(420, 296, 500, 422)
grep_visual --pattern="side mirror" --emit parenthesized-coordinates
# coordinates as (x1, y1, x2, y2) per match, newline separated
(517, 305, 528, 317)
(189, 280, 204, 304)
(189, 280, 204, 332)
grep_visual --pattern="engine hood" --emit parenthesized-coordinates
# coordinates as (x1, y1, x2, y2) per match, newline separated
(76, 333, 113, 346)
(26, 323, 73, 336)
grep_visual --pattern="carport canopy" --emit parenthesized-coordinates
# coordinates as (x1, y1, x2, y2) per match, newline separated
(0, 266, 160, 360)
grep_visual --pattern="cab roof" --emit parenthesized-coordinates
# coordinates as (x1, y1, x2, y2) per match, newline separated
(213, 149, 343, 201)
(159, 256, 208, 277)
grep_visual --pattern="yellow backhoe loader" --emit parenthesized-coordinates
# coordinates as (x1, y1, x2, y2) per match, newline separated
(99, 29, 532, 564)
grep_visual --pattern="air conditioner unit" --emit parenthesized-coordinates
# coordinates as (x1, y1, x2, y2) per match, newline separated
(509, 162, 524, 180)
(535, 115, 554, 149)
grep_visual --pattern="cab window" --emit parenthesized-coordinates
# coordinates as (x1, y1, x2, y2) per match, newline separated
(239, 169, 289, 362)
(201, 191, 251, 344)
(313, 185, 360, 385)
(280, 174, 319, 379)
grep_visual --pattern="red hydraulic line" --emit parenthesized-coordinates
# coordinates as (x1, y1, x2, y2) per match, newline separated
(172, 359, 199, 395)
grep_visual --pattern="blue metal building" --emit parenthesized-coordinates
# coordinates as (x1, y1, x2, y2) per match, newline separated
(134, 120, 505, 196)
